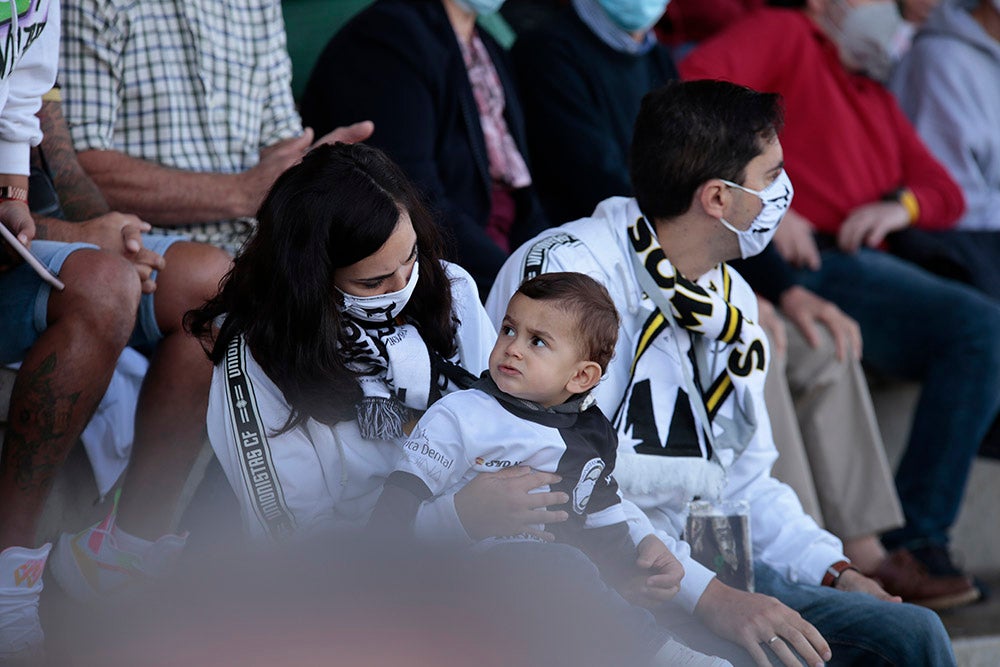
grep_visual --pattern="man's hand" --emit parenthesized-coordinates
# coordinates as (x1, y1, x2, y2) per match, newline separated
(779, 285, 862, 361)
(837, 201, 910, 254)
(755, 295, 787, 359)
(0, 200, 36, 272)
(237, 123, 375, 217)
(74, 212, 149, 254)
(772, 208, 821, 270)
(237, 131, 317, 216)
(454, 465, 569, 541)
(695, 579, 831, 667)
(835, 568, 901, 603)
(75, 212, 164, 293)
(621, 534, 684, 608)
(312, 120, 375, 149)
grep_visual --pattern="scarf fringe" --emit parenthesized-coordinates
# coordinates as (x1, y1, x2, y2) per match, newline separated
(357, 397, 409, 440)
(614, 450, 726, 503)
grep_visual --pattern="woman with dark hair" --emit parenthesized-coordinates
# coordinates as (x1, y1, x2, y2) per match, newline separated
(188, 142, 563, 540)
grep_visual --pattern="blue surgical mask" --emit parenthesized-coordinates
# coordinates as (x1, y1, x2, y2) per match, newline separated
(453, 0, 506, 17)
(337, 261, 420, 324)
(596, 0, 670, 33)
(718, 170, 794, 259)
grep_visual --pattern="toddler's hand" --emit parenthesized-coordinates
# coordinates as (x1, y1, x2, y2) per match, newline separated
(622, 534, 684, 608)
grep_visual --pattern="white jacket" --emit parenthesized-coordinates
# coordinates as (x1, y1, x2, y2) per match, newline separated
(487, 197, 844, 612)
(0, 0, 58, 174)
(207, 262, 497, 542)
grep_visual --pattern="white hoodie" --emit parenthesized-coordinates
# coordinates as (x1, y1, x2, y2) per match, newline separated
(487, 197, 845, 612)
(0, 0, 58, 175)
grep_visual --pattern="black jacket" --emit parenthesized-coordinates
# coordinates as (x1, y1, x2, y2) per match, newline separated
(512, 7, 677, 224)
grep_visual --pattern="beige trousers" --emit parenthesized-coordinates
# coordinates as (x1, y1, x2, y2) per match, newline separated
(765, 319, 904, 541)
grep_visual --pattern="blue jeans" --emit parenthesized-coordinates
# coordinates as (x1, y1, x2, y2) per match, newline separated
(655, 563, 955, 666)
(791, 248, 1000, 549)
(0, 235, 185, 365)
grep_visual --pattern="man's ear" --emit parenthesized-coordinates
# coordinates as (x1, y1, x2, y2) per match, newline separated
(566, 361, 603, 395)
(698, 179, 729, 220)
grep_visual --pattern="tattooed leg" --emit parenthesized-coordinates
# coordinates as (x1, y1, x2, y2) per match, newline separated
(0, 249, 139, 550)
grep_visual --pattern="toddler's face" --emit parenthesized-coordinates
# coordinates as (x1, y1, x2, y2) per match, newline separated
(489, 293, 589, 408)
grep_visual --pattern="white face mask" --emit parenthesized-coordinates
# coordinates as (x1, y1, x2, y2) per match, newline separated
(829, 0, 913, 82)
(337, 260, 420, 324)
(718, 169, 794, 259)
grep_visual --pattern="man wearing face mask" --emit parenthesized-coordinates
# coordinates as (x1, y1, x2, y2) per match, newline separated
(488, 80, 955, 667)
(680, 0, 1000, 607)
(512, 0, 926, 611)
(809, 0, 917, 81)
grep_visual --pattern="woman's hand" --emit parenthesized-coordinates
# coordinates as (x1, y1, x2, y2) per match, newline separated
(454, 466, 569, 541)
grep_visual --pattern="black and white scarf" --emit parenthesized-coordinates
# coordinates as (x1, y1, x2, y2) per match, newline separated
(627, 215, 766, 457)
(340, 318, 476, 440)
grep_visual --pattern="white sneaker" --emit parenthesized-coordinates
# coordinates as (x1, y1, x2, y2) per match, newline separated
(0, 544, 50, 660)
(49, 503, 186, 604)
(653, 638, 733, 667)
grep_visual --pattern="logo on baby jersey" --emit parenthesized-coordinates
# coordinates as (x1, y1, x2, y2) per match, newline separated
(401, 428, 454, 484)
(572, 458, 606, 515)
(475, 457, 521, 469)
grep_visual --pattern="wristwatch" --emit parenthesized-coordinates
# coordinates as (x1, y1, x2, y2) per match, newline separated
(0, 186, 28, 203)
(822, 560, 859, 588)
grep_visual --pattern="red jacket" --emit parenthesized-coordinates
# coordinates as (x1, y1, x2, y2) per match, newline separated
(679, 8, 963, 235)
(660, 0, 764, 45)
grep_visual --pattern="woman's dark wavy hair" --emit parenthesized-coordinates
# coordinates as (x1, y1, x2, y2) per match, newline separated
(186, 142, 457, 430)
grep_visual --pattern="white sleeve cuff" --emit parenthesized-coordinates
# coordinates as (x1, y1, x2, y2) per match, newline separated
(791, 543, 848, 587)
(674, 556, 717, 613)
(0, 141, 30, 176)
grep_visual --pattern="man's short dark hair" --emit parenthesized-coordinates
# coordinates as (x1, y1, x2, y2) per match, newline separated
(629, 79, 784, 220)
(516, 272, 620, 373)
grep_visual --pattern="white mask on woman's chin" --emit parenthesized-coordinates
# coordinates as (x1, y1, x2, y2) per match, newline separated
(718, 170, 794, 259)
(337, 260, 420, 324)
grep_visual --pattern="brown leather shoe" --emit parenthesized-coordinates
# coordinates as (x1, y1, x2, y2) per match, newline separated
(870, 548, 981, 610)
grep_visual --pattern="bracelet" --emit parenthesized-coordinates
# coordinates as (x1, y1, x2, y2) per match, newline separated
(821, 560, 859, 588)
(0, 186, 28, 203)
(897, 188, 920, 224)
